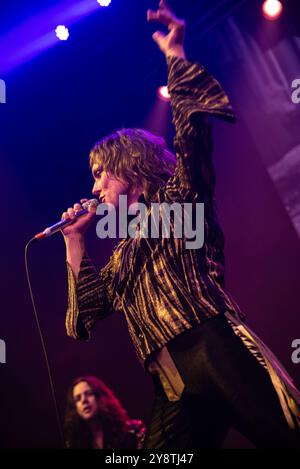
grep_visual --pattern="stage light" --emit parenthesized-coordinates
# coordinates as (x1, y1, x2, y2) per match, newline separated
(262, 0, 283, 21)
(97, 0, 112, 6)
(157, 86, 170, 102)
(55, 25, 69, 40)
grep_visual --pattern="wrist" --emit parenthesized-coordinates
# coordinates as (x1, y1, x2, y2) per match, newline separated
(166, 47, 186, 60)
(64, 234, 85, 247)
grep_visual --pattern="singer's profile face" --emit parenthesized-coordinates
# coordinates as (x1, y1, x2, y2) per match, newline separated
(91, 163, 140, 207)
(73, 381, 98, 421)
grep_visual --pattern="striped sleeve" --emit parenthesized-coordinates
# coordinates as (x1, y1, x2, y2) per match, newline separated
(65, 255, 114, 340)
(167, 55, 236, 135)
(165, 56, 236, 201)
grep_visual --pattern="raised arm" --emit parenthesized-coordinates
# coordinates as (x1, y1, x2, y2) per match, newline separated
(148, 1, 236, 201)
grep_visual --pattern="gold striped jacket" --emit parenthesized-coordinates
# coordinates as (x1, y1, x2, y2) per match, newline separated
(66, 56, 300, 429)
(66, 56, 243, 363)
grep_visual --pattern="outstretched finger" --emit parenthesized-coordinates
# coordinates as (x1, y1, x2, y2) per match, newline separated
(159, 0, 170, 10)
(152, 30, 167, 45)
(147, 8, 177, 28)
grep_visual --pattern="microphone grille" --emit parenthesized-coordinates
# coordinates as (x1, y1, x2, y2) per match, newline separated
(82, 198, 99, 210)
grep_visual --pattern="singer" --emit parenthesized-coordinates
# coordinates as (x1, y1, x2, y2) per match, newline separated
(61, 1, 300, 448)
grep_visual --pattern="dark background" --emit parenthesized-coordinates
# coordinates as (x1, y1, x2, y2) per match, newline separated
(0, 0, 300, 448)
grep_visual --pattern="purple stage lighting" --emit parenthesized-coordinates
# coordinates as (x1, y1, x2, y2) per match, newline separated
(97, 0, 112, 6)
(262, 0, 283, 21)
(0, 0, 103, 75)
(157, 86, 170, 102)
(55, 25, 70, 40)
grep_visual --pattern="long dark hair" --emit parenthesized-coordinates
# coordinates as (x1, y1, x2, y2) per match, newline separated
(64, 376, 129, 449)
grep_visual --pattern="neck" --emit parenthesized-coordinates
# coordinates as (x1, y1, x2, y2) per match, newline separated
(127, 193, 141, 206)
(88, 419, 104, 449)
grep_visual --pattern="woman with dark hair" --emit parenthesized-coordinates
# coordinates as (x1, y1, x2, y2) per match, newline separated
(64, 376, 146, 449)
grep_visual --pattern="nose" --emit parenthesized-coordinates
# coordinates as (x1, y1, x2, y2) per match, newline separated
(81, 393, 89, 405)
(92, 172, 107, 196)
(92, 180, 100, 196)
(92, 177, 104, 196)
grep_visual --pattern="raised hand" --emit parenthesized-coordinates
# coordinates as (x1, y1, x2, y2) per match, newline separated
(147, 0, 186, 59)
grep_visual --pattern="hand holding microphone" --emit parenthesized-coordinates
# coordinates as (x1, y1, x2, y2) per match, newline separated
(60, 198, 98, 239)
(34, 198, 99, 241)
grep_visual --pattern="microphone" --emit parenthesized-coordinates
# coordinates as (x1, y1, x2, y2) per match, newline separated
(33, 198, 99, 241)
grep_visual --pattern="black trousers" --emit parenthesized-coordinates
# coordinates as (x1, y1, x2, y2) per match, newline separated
(144, 314, 300, 449)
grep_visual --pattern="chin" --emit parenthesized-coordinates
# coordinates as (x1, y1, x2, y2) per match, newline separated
(82, 412, 96, 420)
(106, 201, 117, 210)
(108, 198, 118, 208)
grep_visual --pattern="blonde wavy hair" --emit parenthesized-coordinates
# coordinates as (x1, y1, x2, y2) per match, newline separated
(89, 128, 176, 201)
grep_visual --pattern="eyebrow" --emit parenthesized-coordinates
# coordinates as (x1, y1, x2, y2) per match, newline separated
(92, 165, 103, 178)
(74, 389, 93, 399)
(73, 391, 84, 401)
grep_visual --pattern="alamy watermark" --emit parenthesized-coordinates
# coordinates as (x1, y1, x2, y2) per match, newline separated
(94, 195, 204, 249)
(291, 339, 300, 364)
(0, 79, 6, 104)
(0, 339, 6, 364)
(291, 79, 300, 104)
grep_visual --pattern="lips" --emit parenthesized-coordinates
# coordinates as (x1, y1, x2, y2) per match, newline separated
(83, 406, 92, 413)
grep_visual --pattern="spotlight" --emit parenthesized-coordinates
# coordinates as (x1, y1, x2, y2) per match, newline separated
(262, 0, 283, 21)
(157, 86, 170, 102)
(97, 0, 112, 6)
(55, 25, 69, 40)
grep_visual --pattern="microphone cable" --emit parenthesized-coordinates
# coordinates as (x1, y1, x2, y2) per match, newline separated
(23, 199, 97, 447)
(25, 237, 65, 448)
